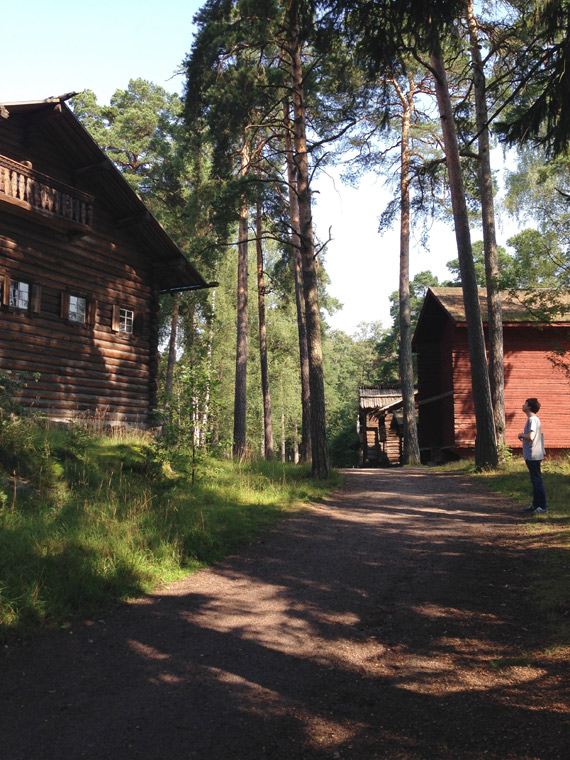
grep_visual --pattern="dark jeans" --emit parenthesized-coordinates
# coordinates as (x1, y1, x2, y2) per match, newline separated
(525, 459, 547, 509)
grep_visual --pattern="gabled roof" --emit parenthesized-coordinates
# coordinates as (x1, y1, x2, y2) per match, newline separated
(413, 286, 570, 348)
(0, 95, 211, 294)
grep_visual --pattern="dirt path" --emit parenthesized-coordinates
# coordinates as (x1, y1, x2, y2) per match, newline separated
(1, 468, 569, 759)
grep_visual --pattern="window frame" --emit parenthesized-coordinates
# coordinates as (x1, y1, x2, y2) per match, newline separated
(10, 279, 30, 310)
(61, 290, 96, 326)
(1, 273, 41, 314)
(68, 294, 87, 324)
(112, 304, 137, 336)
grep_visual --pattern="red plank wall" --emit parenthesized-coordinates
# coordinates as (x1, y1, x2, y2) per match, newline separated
(451, 325, 570, 452)
(503, 326, 570, 451)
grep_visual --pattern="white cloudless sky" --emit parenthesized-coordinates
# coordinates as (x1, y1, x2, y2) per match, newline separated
(2, 0, 520, 334)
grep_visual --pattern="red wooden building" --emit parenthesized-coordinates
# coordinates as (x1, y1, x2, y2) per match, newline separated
(412, 287, 570, 459)
(0, 95, 210, 425)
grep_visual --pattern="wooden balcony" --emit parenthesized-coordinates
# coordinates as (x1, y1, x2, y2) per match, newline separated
(0, 153, 93, 235)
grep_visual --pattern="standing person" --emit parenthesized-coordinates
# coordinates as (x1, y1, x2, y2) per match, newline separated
(518, 398, 547, 514)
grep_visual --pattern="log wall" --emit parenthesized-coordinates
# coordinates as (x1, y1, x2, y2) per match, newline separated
(0, 121, 159, 425)
(361, 412, 402, 466)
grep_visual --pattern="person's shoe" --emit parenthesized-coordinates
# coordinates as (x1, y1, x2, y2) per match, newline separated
(532, 506, 548, 514)
(521, 504, 537, 512)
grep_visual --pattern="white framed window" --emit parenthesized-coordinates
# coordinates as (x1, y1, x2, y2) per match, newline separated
(112, 304, 137, 335)
(9, 280, 29, 310)
(119, 307, 134, 334)
(69, 295, 87, 323)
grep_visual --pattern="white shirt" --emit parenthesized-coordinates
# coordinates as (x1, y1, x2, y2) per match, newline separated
(523, 415, 544, 461)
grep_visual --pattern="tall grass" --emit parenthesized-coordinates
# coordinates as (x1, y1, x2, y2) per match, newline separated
(0, 418, 339, 642)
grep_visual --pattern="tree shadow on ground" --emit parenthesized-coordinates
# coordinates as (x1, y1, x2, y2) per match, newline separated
(1, 469, 569, 759)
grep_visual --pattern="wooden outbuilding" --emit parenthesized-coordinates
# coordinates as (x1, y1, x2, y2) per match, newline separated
(358, 386, 404, 466)
(412, 287, 570, 459)
(0, 95, 211, 425)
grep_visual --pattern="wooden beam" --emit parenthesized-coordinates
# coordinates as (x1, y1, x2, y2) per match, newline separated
(115, 212, 150, 229)
(75, 161, 110, 178)
(417, 390, 454, 406)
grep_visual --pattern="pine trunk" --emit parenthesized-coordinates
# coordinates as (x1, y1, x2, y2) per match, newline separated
(284, 100, 311, 463)
(466, 0, 506, 455)
(256, 201, 274, 459)
(397, 80, 421, 465)
(293, 420, 300, 463)
(164, 292, 180, 411)
(233, 141, 249, 460)
(201, 288, 215, 446)
(289, 4, 329, 478)
(430, 42, 498, 469)
(281, 377, 286, 463)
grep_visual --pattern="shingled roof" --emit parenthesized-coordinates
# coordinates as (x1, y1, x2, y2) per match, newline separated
(359, 387, 402, 411)
(428, 287, 570, 323)
(413, 287, 570, 349)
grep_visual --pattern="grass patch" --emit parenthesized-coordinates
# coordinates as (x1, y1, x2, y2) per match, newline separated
(490, 653, 536, 670)
(0, 418, 339, 643)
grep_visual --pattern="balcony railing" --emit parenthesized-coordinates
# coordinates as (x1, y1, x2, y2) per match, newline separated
(0, 153, 93, 232)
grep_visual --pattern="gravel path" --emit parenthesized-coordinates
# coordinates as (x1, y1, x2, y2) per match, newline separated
(1, 468, 569, 759)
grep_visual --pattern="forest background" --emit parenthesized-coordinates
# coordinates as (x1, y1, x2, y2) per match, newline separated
(3, 0, 570, 470)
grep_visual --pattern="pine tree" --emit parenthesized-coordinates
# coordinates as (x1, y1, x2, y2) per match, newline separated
(430, 36, 498, 468)
(464, 0, 506, 454)
(496, 0, 570, 157)
(183, 0, 360, 476)
(328, 0, 498, 468)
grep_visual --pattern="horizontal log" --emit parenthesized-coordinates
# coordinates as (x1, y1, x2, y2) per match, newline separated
(0, 240, 151, 304)
(0, 320, 150, 360)
(26, 375, 149, 396)
(35, 414, 150, 426)
(19, 387, 149, 410)
(0, 349, 150, 381)
(0, 358, 149, 388)
(0, 336, 149, 368)
(0, 340, 149, 372)
(22, 403, 150, 424)
(0, 215, 150, 274)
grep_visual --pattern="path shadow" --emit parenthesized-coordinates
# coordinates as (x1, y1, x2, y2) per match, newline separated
(1, 469, 569, 759)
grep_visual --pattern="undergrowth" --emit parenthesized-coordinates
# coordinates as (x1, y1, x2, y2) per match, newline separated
(0, 416, 339, 643)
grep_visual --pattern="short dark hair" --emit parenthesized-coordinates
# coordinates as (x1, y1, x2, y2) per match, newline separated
(526, 398, 541, 413)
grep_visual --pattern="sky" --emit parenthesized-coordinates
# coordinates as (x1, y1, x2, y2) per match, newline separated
(3, 0, 520, 335)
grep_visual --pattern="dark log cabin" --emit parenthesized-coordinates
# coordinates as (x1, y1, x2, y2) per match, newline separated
(412, 287, 570, 460)
(0, 95, 210, 425)
(358, 387, 403, 466)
